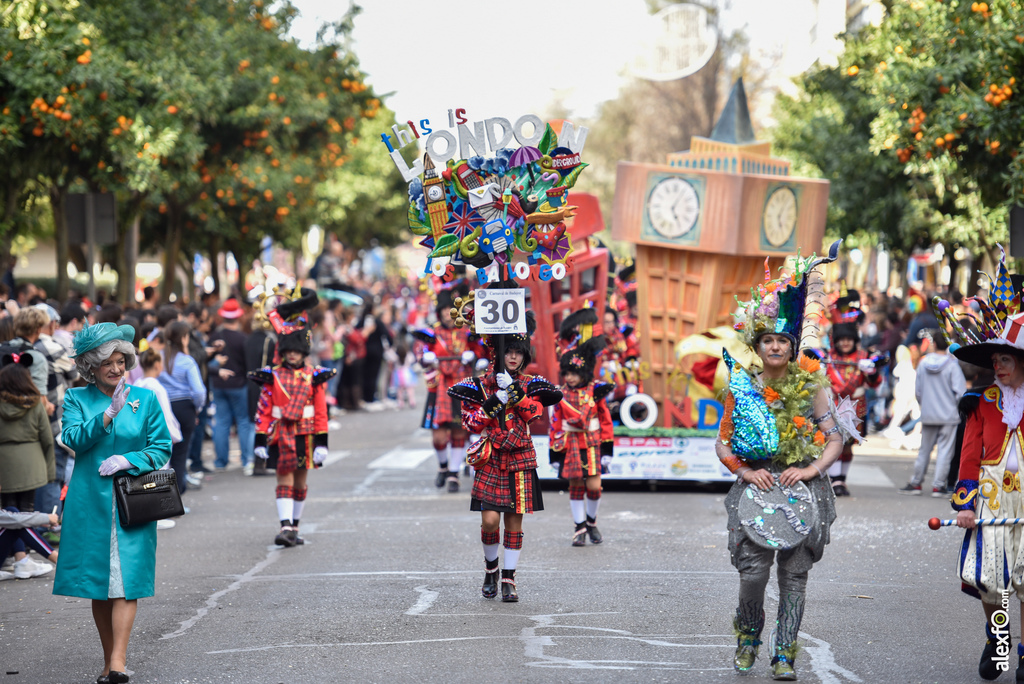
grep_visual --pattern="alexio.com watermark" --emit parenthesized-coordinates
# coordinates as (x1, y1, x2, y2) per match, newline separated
(991, 589, 1013, 672)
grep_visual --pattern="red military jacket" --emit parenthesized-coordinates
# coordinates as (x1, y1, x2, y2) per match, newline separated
(249, 362, 334, 450)
(449, 372, 561, 472)
(550, 380, 614, 454)
(952, 385, 1023, 511)
(826, 348, 881, 419)
(413, 324, 485, 392)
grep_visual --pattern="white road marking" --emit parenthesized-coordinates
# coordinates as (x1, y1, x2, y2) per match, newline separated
(845, 464, 894, 488)
(405, 585, 439, 615)
(161, 547, 280, 640)
(803, 634, 863, 683)
(321, 450, 351, 467)
(353, 469, 384, 495)
(367, 447, 435, 469)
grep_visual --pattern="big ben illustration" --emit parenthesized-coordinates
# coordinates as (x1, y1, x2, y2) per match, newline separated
(422, 153, 449, 243)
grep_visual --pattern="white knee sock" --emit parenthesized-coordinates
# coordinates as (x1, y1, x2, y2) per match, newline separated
(436, 444, 449, 467)
(276, 498, 294, 524)
(570, 499, 586, 524)
(483, 542, 499, 563)
(841, 461, 850, 477)
(449, 446, 466, 473)
(585, 497, 600, 522)
(503, 547, 521, 570)
(828, 461, 843, 478)
(292, 500, 305, 524)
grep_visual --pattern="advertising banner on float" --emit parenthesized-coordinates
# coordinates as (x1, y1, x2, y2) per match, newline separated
(534, 435, 734, 482)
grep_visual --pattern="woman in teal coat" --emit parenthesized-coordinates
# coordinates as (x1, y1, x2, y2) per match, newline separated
(54, 323, 171, 684)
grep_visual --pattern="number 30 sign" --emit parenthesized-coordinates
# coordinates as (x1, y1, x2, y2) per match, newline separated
(474, 289, 526, 334)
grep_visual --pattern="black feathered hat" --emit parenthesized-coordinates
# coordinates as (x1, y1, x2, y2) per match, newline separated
(269, 287, 319, 356)
(559, 307, 599, 343)
(559, 335, 606, 382)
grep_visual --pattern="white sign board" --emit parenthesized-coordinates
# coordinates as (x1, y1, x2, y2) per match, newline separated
(533, 434, 734, 482)
(474, 288, 526, 334)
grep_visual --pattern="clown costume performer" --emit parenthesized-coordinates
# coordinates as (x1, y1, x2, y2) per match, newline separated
(249, 288, 335, 548)
(717, 243, 852, 681)
(939, 251, 1024, 681)
(448, 310, 561, 602)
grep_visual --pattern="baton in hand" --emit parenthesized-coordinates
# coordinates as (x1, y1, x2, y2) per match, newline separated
(928, 517, 1024, 530)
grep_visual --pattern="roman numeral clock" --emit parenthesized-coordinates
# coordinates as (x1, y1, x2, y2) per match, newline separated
(611, 80, 830, 427)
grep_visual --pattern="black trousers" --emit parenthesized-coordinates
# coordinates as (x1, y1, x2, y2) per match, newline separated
(170, 400, 198, 494)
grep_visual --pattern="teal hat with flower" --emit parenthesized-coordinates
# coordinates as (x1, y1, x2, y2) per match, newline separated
(72, 322, 136, 358)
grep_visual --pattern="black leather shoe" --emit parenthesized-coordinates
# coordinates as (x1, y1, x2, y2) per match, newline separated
(586, 523, 603, 544)
(435, 469, 448, 488)
(980, 637, 1001, 680)
(572, 523, 587, 547)
(482, 559, 499, 599)
(447, 476, 459, 493)
(274, 527, 296, 547)
(500, 569, 518, 602)
(107, 671, 129, 683)
(97, 676, 109, 684)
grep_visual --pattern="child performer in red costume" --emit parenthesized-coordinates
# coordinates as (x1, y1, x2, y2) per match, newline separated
(414, 286, 487, 492)
(825, 290, 881, 496)
(549, 336, 614, 546)
(249, 289, 336, 547)
(448, 311, 561, 602)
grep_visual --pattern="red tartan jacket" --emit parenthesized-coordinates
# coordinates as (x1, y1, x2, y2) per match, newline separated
(550, 381, 614, 455)
(412, 324, 485, 393)
(449, 372, 561, 471)
(826, 348, 881, 419)
(249, 362, 335, 450)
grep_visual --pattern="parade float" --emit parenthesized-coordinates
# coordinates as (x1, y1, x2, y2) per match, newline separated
(384, 81, 830, 483)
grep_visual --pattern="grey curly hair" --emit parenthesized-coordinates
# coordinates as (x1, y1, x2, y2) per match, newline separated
(75, 340, 138, 384)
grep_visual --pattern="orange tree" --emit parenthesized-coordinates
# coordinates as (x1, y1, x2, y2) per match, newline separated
(865, 0, 1024, 263)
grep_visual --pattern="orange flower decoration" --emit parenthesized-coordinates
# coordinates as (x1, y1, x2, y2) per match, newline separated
(813, 431, 825, 446)
(792, 416, 807, 429)
(798, 354, 820, 374)
(763, 387, 780, 404)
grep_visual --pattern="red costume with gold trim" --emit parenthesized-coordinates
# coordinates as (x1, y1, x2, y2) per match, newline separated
(550, 381, 614, 479)
(251, 363, 333, 474)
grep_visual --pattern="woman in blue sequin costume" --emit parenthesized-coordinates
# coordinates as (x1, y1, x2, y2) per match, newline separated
(715, 244, 849, 681)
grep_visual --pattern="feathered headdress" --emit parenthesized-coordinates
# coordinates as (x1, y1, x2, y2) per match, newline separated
(559, 335, 606, 381)
(733, 240, 841, 355)
(253, 285, 319, 355)
(937, 245, 1024, 368)
(559, 305, 598, 346)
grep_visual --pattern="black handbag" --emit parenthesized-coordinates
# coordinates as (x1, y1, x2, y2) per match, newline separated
(113, 467, 184, 528)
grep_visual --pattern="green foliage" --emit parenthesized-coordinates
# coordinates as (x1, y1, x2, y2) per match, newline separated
(771, 0, 1024, 263)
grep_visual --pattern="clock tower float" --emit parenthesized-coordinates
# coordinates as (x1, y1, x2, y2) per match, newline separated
(607, 79, 830, 481)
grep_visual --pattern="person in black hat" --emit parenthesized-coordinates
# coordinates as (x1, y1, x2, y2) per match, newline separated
(412, 282, 486, 492)
(825, 291, 881, 496)
(448, 308, 561, 602)
(550, 334, 613, 546)
(249, 289, 336, 547)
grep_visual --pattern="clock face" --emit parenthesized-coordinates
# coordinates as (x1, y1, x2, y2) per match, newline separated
(646, 177, 699, 238)
(425, 183, 445, 203)
(763, 187, 797, 248)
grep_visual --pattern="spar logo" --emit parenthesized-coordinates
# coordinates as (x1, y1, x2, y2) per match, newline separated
(991, 589, 1012, 672)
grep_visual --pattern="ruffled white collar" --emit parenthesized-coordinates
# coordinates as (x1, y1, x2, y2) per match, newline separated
(995, 380, 1024, 429)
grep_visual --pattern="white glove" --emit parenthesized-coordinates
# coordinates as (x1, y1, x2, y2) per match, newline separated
(103, 378, 130, 419)
(496, 371, 513, 390)
(421, 351, 437, 366)
(626, 384, 638, 396)
(255, 446, 268, 461)
(461, 350, 476, 365)
(857, 358, 875, 373)
(313, 446, 328, 465)
(475, 358, 490, 372)
(98, 454, 131, 476)
(495, 389, 510, 404)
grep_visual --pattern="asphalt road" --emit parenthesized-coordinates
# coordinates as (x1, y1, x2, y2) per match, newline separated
(0, 407, 1000, 683)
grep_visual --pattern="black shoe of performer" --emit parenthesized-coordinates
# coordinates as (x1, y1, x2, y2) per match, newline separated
(447, 476, 459, 493)
(832, 483, 850, 497)
(482, 559, 499, 599)
(275, 526, 296, 548)
(980, 637, 1001, 680)
(586, 522, 603, 545)
(500, 569, 518, 602)
(572, 522, 587, 546)
(435, 468, 448, 488)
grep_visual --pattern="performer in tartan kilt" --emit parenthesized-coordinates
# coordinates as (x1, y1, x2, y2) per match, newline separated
(413, 286, 486, 492)
(549, 335, 614, 546)
(248, 289, 335, 548)
(448, 311, 561, 602)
